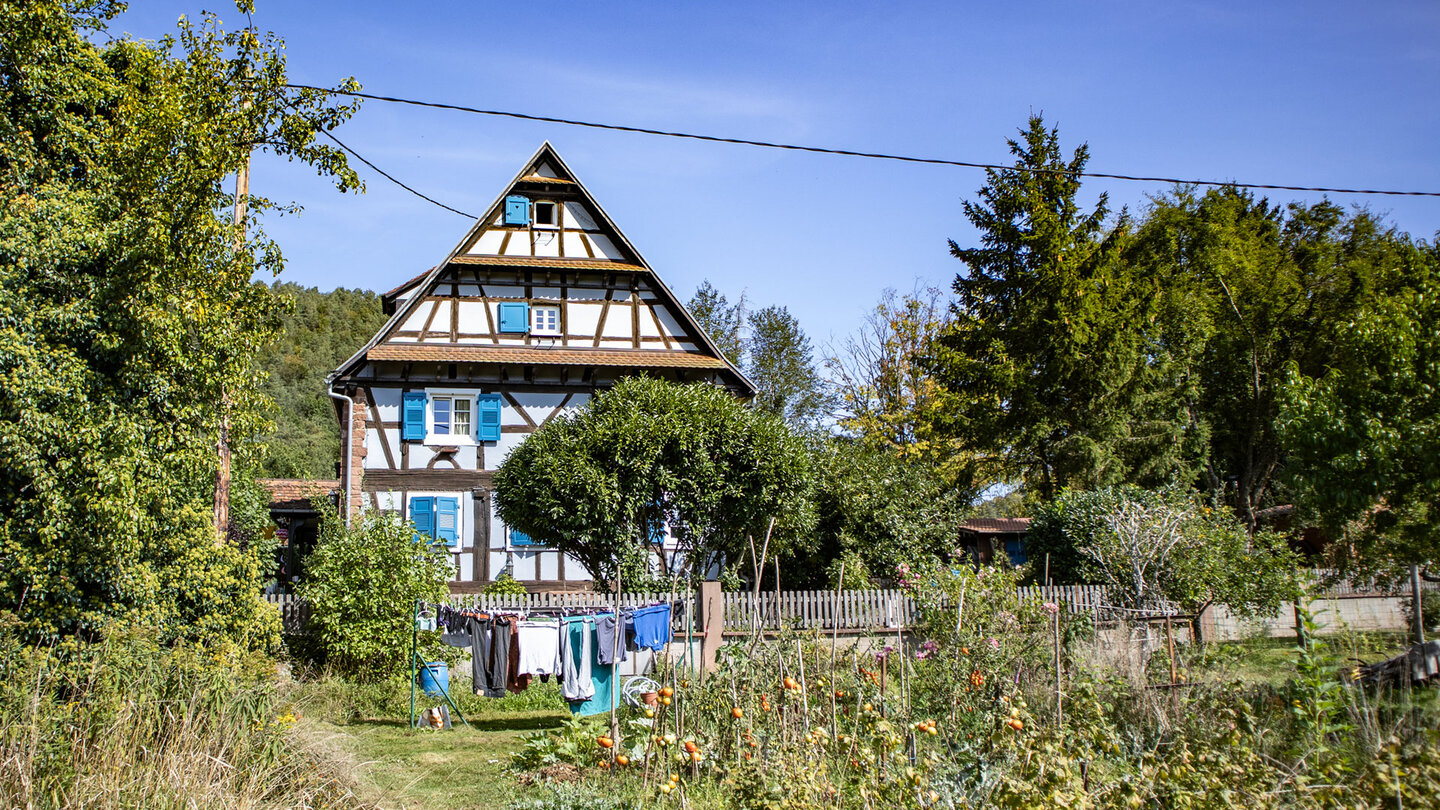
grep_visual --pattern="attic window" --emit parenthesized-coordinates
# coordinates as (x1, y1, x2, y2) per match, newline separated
(533, 201, 557, 228)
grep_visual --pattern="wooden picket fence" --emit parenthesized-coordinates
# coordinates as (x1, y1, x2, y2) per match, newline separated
(264, 569, 1432, 637)
(721, 589, 915, 633)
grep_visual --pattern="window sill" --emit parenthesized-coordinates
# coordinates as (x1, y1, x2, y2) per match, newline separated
(423, 436, 477, 447)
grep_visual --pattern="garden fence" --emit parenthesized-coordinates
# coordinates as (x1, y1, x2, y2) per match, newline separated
(264, 569, 1434, 637)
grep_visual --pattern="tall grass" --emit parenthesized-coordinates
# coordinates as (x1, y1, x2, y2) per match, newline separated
(0, 627, 365, 809)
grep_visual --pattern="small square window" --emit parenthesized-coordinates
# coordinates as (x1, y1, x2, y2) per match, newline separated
(532, 305, 561, 336)
(533, 201, 557, 227)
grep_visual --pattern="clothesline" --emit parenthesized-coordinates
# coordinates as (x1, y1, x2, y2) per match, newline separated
(416, 600, 676, 716)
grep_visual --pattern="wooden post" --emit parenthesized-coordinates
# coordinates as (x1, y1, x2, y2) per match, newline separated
(1053, 609, 1063, 726)
(1411, 564, 1426, 645)
(1165, 615, 1177, 685)
(699, 580, 723, 673)
(213, 77, 251, 546)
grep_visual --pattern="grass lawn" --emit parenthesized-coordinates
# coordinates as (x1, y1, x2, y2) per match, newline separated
(291, 678, 571, 808)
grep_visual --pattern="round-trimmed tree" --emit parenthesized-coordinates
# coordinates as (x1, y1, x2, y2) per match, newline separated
(493, 377, 815, 586)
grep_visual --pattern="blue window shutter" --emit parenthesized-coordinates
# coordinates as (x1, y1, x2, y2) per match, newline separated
(649, 521, 665, 545)
(510, 528, 534, 546)
(504, 195, 530, 225)
(477, 394, 502, 441)
(435, 497, 459, 549)
(410, 497, 435, 542)
(402, 391, 427, 441)
(498, 302, 530, 333)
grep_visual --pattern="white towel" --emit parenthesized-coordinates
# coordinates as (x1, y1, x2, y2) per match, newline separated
(517, 619, 562, 676)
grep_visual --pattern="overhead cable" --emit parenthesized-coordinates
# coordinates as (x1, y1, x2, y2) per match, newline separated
(287, 84, 1440, 199)
(315, 126, 477, 218)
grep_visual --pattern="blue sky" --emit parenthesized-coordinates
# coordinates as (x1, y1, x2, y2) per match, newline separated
(113, 1, 1440, 348)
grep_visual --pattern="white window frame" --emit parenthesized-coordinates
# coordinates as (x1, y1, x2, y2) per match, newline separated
(425, 390, 479, 445)
(531, 304, 561, 336)
(532, 200, 559, 229)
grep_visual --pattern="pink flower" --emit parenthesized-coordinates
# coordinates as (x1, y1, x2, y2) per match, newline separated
(1042, 602, 1059, 615)
(987, 637, 1000, 650)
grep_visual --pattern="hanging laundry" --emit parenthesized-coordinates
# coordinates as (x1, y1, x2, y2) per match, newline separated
(631, 604, 673, 651)
(595, 612, 628, 666)
(506, 618, 530, 693)
(517, 618, 561, 676)
(558, 617, 595, 701)
(567, 617, 616, 717)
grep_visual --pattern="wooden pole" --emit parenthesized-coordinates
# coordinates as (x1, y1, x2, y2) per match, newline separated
(213, 73, 251, 546)
(1411, 564, 1426, 645)
(1053, 609, 1063, 726)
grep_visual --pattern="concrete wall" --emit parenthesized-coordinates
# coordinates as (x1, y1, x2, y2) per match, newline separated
(1209, 594, 1411, 641)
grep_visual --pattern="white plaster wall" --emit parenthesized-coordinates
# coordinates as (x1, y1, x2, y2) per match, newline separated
(566, 302, 603, 335)
(532, 231, 560, 257)
(457, 301, 488, 332)
(562, 232, 588, 257)
(503, 237, 532, 257)
(400, 300, 435, 331)
(588, 234, 622, 260)
(470, 230, 505, 255)
(564, 202, 596, 230)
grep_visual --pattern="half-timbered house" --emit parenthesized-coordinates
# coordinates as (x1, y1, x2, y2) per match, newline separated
(328, 143, 751, 591)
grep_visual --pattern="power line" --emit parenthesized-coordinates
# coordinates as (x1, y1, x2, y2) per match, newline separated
(287, 84, 1440, 200)
(315, 126, 477, 218)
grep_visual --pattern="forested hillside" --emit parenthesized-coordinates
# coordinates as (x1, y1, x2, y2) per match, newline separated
(255, 283, 388, 479)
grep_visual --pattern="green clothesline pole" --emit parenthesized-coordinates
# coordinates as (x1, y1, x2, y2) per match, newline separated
(409, 599, 470, 730)
(409, 599, 418, 732)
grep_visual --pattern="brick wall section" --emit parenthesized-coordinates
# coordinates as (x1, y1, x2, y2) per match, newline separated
(347, 387, 368, 517)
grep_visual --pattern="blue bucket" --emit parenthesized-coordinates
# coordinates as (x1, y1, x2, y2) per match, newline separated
(417, 661, 449, 697)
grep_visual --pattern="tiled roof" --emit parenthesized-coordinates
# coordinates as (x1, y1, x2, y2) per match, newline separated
(517, 174, 576, 184)
(959, 517, 1032, 534)
(449, 255, 646, 272)
(259, 479, 338, 510)
(383, 267, 433, 299)
(367, 344, 727, 369)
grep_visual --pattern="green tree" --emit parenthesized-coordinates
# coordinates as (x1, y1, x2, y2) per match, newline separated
(493, 377, 815, 587)
(931, 116, 1185, 501)
(1278, 237, 1440, 580)
(746, 304, 830, 431)
(1027, 486, 1298, 615)
(827, 287, 960, 463)
(789, 441, 968, 589)
(1128, 189, 1412, 527)
(299, 506, 451, 680)
(256, 284, 386, 479)
(0, 1, 359, 644)
(687, 279, 745, 366)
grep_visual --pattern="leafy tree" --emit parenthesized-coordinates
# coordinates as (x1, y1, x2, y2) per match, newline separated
(788, 441, 968, 589)
(746, 304, 831, 431)
(687, 279, 745, 366)
(828, 287, 961, 465)
(493, 377, 815, 587)
(256, 283, 386, 479)
(1128, 189, 1412, 527)
(299, 506, 451, 680)
(0, 1, 358, 644)
(1027, 486, 1298, 615)
(1278, 237, 1440, 581)
(930, 116, 1187, 501)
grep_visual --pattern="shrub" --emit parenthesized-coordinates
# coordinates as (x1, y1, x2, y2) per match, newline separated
(299, 505, 451, 681)
(485, 572, 530, 596)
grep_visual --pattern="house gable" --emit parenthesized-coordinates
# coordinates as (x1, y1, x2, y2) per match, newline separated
(337, 142, 749, 392)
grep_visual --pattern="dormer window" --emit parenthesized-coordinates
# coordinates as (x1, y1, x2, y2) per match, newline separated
(533, 201, 558, 228)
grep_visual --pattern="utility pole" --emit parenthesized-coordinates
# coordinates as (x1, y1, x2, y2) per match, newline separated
(214, 68, 252, 545)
